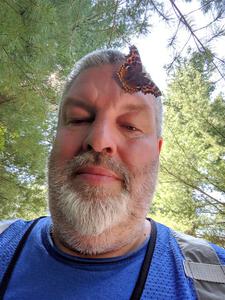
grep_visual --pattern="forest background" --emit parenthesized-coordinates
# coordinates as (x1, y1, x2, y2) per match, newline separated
(0, 0, 224, 246)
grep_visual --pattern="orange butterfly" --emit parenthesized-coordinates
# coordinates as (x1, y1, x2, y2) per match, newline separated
(115, 45, 162, 97)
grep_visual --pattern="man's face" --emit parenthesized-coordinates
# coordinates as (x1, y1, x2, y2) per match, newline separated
(48, 65, 162, 238)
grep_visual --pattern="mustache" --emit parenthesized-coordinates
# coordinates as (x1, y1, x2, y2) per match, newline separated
(65, 151, 130, 189)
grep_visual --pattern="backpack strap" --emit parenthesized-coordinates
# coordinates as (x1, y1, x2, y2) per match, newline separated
(172, 230, 225, 300)
(0, 217, 44, 299)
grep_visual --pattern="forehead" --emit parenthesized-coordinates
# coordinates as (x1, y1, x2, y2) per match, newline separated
(62, 65, 156, 115)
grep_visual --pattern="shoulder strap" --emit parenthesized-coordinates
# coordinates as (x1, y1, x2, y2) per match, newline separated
(130, 219, 157, 300)
(172, 230, 225, 300)
(0, 217, 44, 299)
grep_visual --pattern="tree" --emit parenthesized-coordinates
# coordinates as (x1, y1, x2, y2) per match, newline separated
(164, 0, 225, 86)
(153, 52, 225, 246)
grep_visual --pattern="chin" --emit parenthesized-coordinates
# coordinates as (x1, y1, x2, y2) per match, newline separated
(50, 182, 130, 236)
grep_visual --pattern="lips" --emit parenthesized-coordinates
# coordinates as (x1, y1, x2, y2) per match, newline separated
(76, 166, 121, 181)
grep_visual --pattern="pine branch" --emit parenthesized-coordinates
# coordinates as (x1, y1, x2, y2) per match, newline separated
(163, 113, 225, 194)
(107, 0, 120, 47)
(169, 0, 225, 81)
(2, 0, 20, 14)
(161, 164, 225, 213)
(193, 12, 224, 32)
(149, 0, 170, 21)
(184, 0, 215, 16)
(203, 116, 225, 140)
(167, 34, 192, 71)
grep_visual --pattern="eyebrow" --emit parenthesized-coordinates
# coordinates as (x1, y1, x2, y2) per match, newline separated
(63, 97, 96, 114)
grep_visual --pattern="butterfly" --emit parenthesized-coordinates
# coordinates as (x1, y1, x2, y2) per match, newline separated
(115, 45, 162, 97)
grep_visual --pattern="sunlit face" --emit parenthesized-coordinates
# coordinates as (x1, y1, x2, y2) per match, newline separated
(48, 65, 162, 240)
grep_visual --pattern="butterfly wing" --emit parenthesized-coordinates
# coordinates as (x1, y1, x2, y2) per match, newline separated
(115, 45, 162, 97)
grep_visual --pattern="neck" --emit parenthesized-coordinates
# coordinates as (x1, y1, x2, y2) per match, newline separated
(52, 218, 151, 258)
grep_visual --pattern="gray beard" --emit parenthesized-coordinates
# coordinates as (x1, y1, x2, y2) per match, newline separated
(48, 151, 159, 255)
(56, 183, 130, 236)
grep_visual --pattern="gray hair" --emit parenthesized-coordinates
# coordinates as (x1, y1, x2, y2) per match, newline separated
(60, 48, 163, 137)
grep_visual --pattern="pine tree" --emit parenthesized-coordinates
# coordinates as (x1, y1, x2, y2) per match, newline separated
(153, 53, 225, 246)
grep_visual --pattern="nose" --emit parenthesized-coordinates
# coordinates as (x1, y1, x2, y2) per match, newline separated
(82, 119, 117, 155)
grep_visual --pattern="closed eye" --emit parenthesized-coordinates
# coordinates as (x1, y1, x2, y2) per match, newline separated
(120, 123, 145, 138)
(68, 118, 93, 125)
(125, 125, 138, 131)
(122, 124, 141, 132)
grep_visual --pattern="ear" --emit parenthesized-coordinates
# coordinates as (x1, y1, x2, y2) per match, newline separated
(158, 138, 163, 154)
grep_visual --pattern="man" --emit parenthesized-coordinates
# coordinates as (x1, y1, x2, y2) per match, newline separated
(0, 46, 225, 300)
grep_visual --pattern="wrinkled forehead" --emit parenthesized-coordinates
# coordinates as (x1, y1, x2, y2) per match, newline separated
(61, 64, 156, 106)
(58, 65, 158, 128)
(62, 65, 119, 101)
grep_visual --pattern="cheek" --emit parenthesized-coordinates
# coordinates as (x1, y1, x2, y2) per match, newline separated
(52, 129, 82, 160)
(121, 137, 159, 170)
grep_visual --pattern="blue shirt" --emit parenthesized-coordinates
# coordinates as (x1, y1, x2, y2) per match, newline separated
(5, 218, 149, 300)
(3, 217, 225, 299)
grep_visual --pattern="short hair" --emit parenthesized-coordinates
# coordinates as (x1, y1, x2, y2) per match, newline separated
(60, 48, 163, 137)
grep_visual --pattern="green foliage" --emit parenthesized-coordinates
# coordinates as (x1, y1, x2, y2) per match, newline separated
(153, 54, 225, 246)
